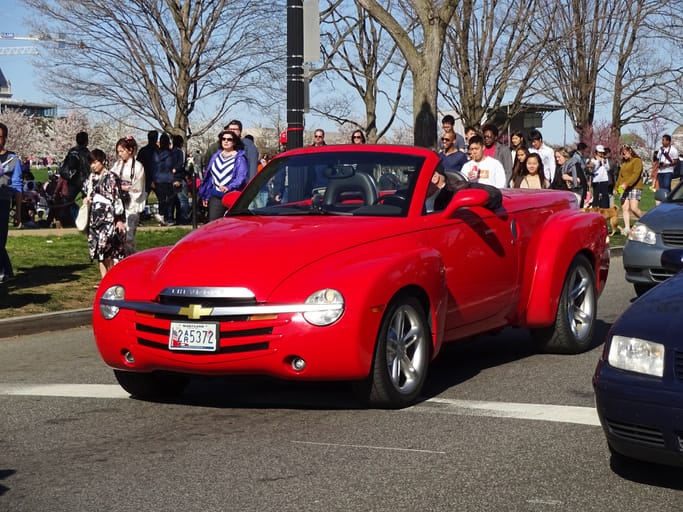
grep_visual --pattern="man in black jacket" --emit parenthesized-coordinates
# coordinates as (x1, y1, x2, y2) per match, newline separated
(58, 131, 90, 223)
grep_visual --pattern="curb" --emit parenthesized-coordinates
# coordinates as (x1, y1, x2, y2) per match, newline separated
(0, 308, 92, 339)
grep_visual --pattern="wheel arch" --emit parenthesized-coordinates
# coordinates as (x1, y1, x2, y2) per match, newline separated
(520, 210, 607, 328)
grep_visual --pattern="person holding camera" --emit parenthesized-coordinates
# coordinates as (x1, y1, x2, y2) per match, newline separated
(111, 136, 146, 256)
(588, 145, 611, 208)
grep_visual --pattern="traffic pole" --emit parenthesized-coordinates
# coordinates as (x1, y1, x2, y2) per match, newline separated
(286, 0, 305, 150)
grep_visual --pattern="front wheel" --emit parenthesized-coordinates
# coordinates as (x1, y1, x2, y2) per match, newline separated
(114, 370, 189, 401)
(532, 254, 597, 354)
(353, 295, 430, 408)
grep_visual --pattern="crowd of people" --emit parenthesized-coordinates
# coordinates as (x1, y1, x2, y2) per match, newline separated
(435, 116, 680, 234)
(1, 116, 679, 283)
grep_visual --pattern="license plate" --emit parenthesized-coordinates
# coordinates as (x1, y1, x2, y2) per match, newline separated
(169, 322, 218, 352)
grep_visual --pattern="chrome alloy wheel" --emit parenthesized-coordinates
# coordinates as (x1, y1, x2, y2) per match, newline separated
(564, 263, 595, 342)
(384, 303, 429, 395)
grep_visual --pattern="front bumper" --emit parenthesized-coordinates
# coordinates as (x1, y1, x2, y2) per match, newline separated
(93, 295, 379, 381)
(622, 240, 676, 286)
(593, 360, 683, 467)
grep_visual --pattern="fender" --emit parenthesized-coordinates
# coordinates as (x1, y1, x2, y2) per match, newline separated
(519, 210, 608, 327)
(268, 241, 449, 371)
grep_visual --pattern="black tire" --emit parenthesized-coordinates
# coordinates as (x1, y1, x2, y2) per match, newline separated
(633, 283, 653, 297)
(532, 254, 597, 354)
(114, 370, 189, 401)
(353, 295, 430, 408)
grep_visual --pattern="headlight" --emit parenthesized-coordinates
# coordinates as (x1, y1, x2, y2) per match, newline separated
(607, 335, 664, 377)
(100, 285, 125, 320)
(303, 289, 344, 326)
(628, 223, 657, 245)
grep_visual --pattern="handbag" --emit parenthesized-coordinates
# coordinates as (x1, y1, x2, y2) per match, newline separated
(75, 203, 89, 232)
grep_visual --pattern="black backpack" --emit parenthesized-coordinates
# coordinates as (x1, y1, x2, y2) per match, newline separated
(59, 147, 88, 182)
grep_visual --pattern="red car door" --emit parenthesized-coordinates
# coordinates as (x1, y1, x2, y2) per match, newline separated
(427, 206, 520, 339)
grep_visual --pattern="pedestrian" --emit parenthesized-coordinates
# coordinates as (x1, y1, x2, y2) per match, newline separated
(311, 129, 326, 147)
(460, 135, 507, 188)
(58, 131, 91, 223)
(512, 153, 549, 189)
(137, 130, 159, 205)
(553, 147, 587, 205)
(153, 134, 176, 226)
(110, 136, 146, 255)
(440, 115, 466, 151)
(615, 145, 644, 235)
(481, 123, 513, 186)
(226, 120, 259, 183)
(528, 129, 556, 184)
(655, 134, 679, 202)
(439, 131, 467, 174)
(171, 134, 191, 224)
(351, 130, 366, 144)
(199, 130, 248, 221)
(509, 147, 530, 187)
(588, 145, 611, 208)
(83, 149, 126, 279)
(0, 122, 23, 282)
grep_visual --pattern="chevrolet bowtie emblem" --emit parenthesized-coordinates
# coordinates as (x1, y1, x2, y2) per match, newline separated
(178, 304, 213, 320)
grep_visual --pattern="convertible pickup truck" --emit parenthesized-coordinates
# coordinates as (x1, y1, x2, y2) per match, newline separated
(93, 144, 609, 408)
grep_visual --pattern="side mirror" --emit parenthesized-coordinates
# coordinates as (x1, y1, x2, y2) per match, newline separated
(222, 191, 241, 209)
(442, 188, 492, 217)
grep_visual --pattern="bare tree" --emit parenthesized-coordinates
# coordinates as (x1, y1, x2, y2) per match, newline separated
(607, 0, 683, 138)
(440, 0, 550, 131)
(538, 0, 627, 142)
(23, 0, 284, 139)
(356, 0, 460, 148)
(313, 1, 410, 143)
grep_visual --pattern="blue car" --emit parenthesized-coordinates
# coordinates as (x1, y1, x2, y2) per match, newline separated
(623, 182, 683, 296)
(594, 249, 683, 467)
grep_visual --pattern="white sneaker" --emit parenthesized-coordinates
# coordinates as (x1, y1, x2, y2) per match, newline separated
(154, 213, 165, 224)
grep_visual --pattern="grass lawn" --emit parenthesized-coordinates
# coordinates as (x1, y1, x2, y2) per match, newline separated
(1, 227, 190, 319)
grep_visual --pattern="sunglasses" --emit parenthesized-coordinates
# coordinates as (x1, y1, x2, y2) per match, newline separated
(353, 135, 362, 139)
(222, 137, 234, 142)
(441, 137, 453, 142)
(314, 135, 324, 138)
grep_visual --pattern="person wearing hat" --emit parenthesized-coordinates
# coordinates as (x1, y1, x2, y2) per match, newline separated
(587, 144, 611, 208)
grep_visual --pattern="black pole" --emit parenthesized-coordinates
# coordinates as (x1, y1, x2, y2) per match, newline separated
(287, 0, 305, 150)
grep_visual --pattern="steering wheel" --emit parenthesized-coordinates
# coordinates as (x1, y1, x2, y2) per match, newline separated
(374, 193, 407, 208)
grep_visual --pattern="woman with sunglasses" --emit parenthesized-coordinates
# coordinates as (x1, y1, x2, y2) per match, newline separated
(351, 130, 366, 144)
(199, 130, 248, 221)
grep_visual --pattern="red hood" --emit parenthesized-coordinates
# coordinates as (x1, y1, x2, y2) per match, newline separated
(144, 216, 400, 297)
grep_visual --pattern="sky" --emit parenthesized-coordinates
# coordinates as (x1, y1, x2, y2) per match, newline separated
(1, 0, 576, 146)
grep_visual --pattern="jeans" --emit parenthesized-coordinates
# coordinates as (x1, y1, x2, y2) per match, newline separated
(658, 172, 673, 192)
(154, 182, 175, 222)
(175, 181, 191, 223)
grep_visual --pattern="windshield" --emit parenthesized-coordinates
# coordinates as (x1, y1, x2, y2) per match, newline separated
(229, 151, 425, 217)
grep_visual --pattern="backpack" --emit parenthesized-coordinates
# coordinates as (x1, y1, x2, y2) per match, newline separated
(59, 147, 88, 182)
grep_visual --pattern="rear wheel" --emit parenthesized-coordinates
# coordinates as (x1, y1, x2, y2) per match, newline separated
(114, 370, 189, 401)
(353, 295, 430, 408)
(533, 254, 596, 354)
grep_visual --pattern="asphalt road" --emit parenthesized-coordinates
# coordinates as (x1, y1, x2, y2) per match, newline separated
(1, 257, 682, 512)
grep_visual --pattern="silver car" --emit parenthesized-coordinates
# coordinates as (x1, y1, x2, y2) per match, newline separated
(623, 182, 683, 296)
